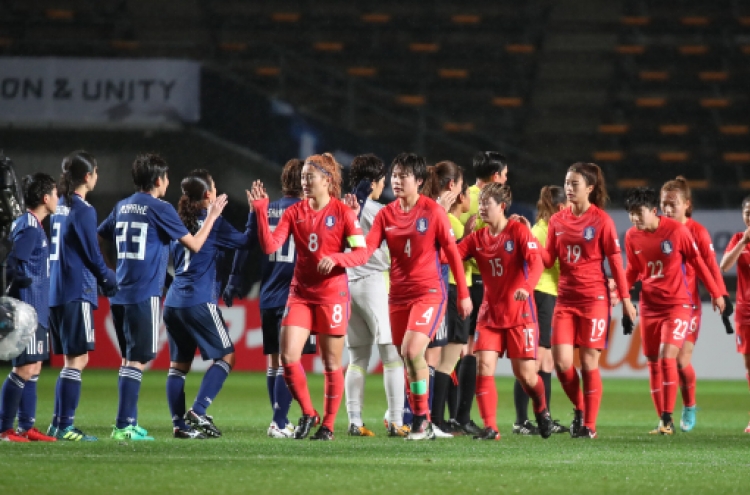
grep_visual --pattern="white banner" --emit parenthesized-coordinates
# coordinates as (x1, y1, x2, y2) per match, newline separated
(0, 57, 200, 124)
(346, 303, 744, 379)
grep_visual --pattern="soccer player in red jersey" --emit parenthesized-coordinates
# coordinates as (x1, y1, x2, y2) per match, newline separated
(660, 176, 730, 431)
(249, 153, 367, 441)
(359, 153, 472, 440)
(623, 188, 724, 435)
(539, 162, 636, 439)
(454, 183, 554, 440)
(719, 196, 750, 434)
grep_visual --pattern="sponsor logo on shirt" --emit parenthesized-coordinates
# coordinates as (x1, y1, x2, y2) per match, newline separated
(504, 240, 514, 253)
(661, 240, 673, 255)
(325, 215, 336, 228)
(583, 226, 595, 241)
(416, 217, 428, 234)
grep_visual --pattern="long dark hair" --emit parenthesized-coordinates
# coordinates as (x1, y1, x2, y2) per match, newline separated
(178, 169, 212, 234)
(567, 162, 608, 208)
(421, 161, 463, 199)
(59, 150, 96, 205)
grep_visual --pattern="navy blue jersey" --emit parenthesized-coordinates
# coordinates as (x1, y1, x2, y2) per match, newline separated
(98, 192, 189, 305)
(231, 196, 299, 310)
(9, 212, 50, 325)
(50, 195, 115, 308)
(166, 213, 250, 307)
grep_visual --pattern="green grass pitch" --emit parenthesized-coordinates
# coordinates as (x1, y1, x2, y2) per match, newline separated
(0, 368, 748, 495)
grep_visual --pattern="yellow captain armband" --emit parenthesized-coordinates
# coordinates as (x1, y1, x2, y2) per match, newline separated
(347, 235, 366, 248)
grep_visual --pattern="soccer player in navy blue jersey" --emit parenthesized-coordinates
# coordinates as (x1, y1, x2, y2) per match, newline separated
(163, 169, 252, 439)
(97, 154, 228, 441)
(48, 151, 118, 442)
(0, 173, 58, 442)
(223, 158, 317, 438)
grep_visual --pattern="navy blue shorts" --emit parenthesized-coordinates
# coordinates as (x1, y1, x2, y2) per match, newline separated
(164, 303, 235, 362)
(261, 307, 317, 356)
(111, 297, 161, 363)
(12, 325, 50, 366)
(50, 301, 95, 356)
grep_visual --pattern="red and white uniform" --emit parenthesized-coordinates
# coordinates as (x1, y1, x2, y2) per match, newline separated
(725, 233, 750, 354)
(366, 195, 469, 346)
(457, 221, 543, 359)
(542, 205, 629, 349)
(253, 197, 366, 335)
(684, 218, 728, 343)
(625, 216, 722, 356)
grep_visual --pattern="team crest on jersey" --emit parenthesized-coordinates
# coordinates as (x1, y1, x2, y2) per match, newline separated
(504, 240, 514, 253)
(416, 217, 428, 234)
(325, 215, 336, 229)
(583, 226, 595, 241)
(661, 240, 673, 255)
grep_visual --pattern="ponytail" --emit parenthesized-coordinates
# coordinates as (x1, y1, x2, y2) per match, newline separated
(536, 185, 566, 222)
(59, 150, 97, 205)
(661, 175, 693, 217)
(178, 169, 213, 235)
(568, 162, 608, 208)
(420, 161, 462, 199)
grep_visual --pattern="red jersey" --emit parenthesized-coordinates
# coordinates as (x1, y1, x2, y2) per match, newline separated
(685, 218, 728, 313)
(253, 197, 366, 305)
(366, 195, 469, 306)
(543, 205, 628, 306)
(625, 216, 721, 315)
(726, 233, 750, 321)
(458, 221, 543, 329)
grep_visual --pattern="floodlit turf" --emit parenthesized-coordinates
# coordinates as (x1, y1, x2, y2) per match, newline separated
(0, 369, 748, 495)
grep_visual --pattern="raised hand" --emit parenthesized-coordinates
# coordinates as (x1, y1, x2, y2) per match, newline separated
(206, 193, 228, 221)
(249, 180, 269, 202)
(343, 193, 361, 216)
(437, 190, 458, 212)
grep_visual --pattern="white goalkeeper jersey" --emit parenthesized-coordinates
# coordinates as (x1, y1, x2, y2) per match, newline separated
(347, 198, 390, 280)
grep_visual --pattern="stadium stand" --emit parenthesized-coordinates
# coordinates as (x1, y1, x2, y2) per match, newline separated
(2, 0, 750, 205)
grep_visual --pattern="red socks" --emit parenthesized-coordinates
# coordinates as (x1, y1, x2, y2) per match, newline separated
(475, 375, 498, 431)
(521, 376, 548, 414)
(282, 361, 315, 417)
(662, 358, 679, 415)
(678, 363, 696, 407)
(322, 369, 344, 431)
(556, 366, 584, 411)
(581, 368, 602, 430)
(648, 361, 663, 416)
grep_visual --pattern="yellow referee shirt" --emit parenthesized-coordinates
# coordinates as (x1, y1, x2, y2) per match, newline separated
(448, 213, 472, 287)
(531, 219, 559, 296)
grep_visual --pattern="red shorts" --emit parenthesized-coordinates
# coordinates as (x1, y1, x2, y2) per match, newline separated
(474, 324, 537, 359)
(640, 309, 692, 357)
(684, 311, 701, 345)
(736, 323, 750, 355)
(282, 301, 350, 336)
(389, 301, 445, 347)
(551, 304, 611, 350)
